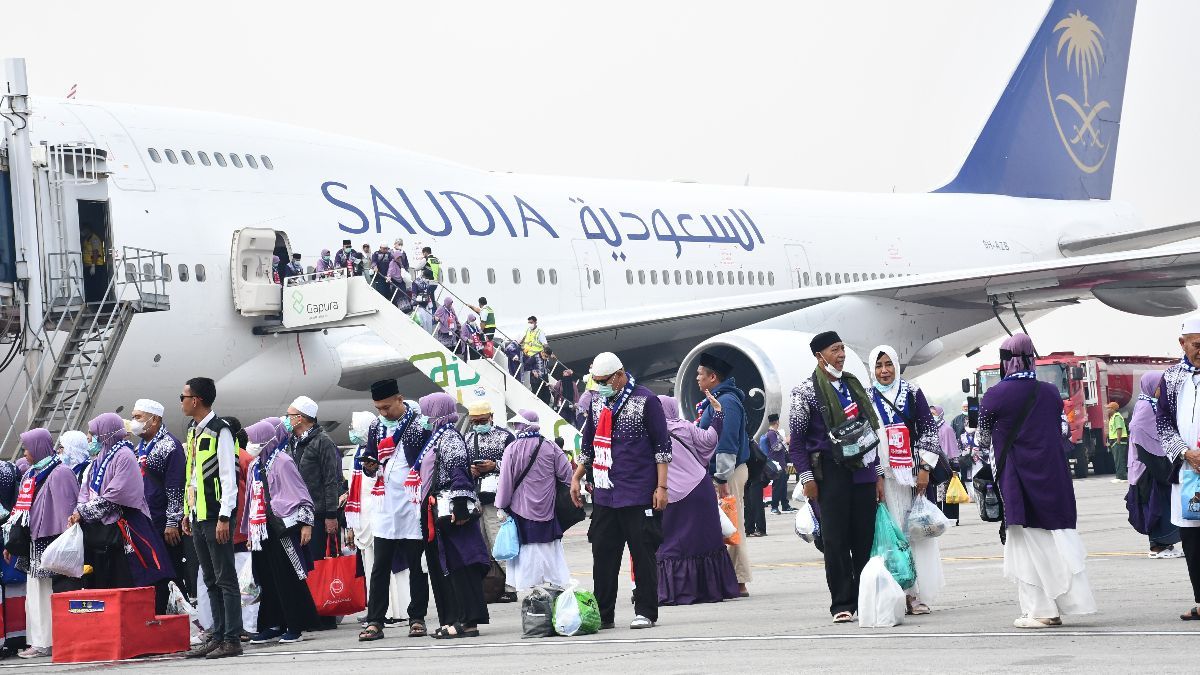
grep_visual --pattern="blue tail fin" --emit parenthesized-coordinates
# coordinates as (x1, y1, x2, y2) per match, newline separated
(936, 1, 1136, 200)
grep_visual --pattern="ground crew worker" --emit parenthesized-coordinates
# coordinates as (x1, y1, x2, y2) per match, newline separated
(1107, 402, 1129, 482)
(467, 297, 497, 342)
(82, 227, 107, 300)
(522, 316, 549, 387)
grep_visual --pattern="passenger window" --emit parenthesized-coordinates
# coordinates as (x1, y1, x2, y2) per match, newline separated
(447, 268, 458, 284)
(125, 263, 136, 281)
(142, 263, 155, 280)
(592, 270, 601, 285)
(181, 150, 194, 165)
(261, 155, 274, 170)
(512, 269, 521, 284)
(165, 149, 178, 164)
(738, 271, 745, 285)
(650, 270, 658, 285)
(835, 273, 842, 284)
(198, 151, 211, 166)
(674, 270, 681, 285)
(462, 268, 471, 284)
(756, 271, 763, 285)
(487, 268, 496, 284)
(536, 269, 545, 285)
(147, 148, 161, 163)
(638, 270, 646, 284)
(768, 272, 775, 286)
(686, 270, 694, 285)
(706, 271, 714, 284)
(717, 273, 725, 286)
(246, 154, 259, 169)
(549, 269, 558, 285)
(626, 270, 634, 285)
(803, 272, 811, 286)
(853, 273, 860, 282)
(816, 273, 823, 287)
(178, 264, 189, 282)
(661, 270, 669, 286)
(825, 273, 832, 285)
(162, 263, 172, 282)
(215, 153, 227, 167)
(195, 264, 206, 282)
(230, 154, 243, 168)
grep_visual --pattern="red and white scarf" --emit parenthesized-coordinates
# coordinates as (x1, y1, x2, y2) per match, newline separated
(592, 407, 614, 490)
(246, 449, 279, 551)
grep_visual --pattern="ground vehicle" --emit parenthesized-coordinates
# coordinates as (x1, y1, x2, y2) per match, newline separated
(966, 353, 1176, 477)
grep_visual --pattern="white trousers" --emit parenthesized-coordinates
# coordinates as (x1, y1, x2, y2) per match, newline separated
(26, 575, 52, 649)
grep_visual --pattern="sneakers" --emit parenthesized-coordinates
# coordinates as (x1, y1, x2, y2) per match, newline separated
(1156, 547, 1185, 559)
(250, 627, 285, 644)
(278, 632, 304, 644)
(17, 646, 49, 659)
(205, 640, 244, 659)
(629, 615, 656, 629)
(781, 506, 798, 513)
(770, 508, 781, 515)
(499, 591, 519, 603)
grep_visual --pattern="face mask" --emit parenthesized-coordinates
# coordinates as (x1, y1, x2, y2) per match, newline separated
(88, 438, 103, 457)
(245, 442, 265, 458)
(873, 380, 897, 393)
(282, 416, 294, 433)
(129, 420, 146, 437)
(419, 415, 433, 431)
(821, 360, 843, 378)
(528, 324, 536, 330)
(596, 384, 616, 399)
(344, 247, 352, 254)
(473, 424, 493, 435)
(349, 430, 364, 445)
(379, 414, 398, 430)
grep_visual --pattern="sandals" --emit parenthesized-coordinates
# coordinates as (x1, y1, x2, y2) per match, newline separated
(408, 621, 427, 638)
(1180, 607, 1200, 621)
(910, 603, 931, 615)
(432, 623, 479, 639)
(358, 625, 384, 642)
(832, 611, 854, 624)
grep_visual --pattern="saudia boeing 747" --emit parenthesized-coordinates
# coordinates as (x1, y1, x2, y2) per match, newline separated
(1, 0, 1196, 441)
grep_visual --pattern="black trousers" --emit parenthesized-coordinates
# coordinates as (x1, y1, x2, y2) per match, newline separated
(153, 537, 189, 615)
(366, 537, 429, 626)
(253, 531, 319, 634)
(1182, 528, 1200, 604)
(424, 537, 489, 628)
(744, 479, 767, 534)
(771, 471, 792, 510)
(816, 462, 877, 616)
(192, 519, 242, 642)
(589, 504, 663, 623)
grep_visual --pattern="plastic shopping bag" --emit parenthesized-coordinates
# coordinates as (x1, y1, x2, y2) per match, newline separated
(945, 475, 970, 505)
(523, 584, 563, 638)
(574, 589, 601, 635)
(718, 502, 736, 539)
(553, 581, 583, 636)
(857, 556, 906, 628)
(492, 517, 521, 561)
(719, 496, 741, 546)
(1182, 465, 1200, 521)
(794, 499, 821, 543)
(906, 496, 950, 540)
(870, 503, 916, 589)
(40, 523, 84, 577)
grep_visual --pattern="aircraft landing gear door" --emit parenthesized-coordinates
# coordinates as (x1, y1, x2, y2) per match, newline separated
(570, 240, 605, 311)
(231, 227, 290, 316)
(784, 244, 813, 288)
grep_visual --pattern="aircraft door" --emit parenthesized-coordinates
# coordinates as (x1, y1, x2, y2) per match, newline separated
(570, 240, 605, 311)
(231, 227, 290, 316)
(784, 244, 813, 288)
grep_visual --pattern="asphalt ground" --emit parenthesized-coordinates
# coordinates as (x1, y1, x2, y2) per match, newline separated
(7, 476, 1197, 673)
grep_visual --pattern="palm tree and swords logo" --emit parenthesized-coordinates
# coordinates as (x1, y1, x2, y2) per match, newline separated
(1044, 10, 1110, 174)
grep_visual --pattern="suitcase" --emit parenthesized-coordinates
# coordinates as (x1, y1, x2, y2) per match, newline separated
(52, 587, 188, 663)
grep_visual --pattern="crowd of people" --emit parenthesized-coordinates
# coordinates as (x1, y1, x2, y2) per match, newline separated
(6, 315, 1200, 660)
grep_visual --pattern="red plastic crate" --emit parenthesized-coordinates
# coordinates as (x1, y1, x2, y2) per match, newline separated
(51, 587, 188, 663)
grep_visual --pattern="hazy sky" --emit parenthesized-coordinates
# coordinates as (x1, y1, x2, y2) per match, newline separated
(6, 0, 1199, 406)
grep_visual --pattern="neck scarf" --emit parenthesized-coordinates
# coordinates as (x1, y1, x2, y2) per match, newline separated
(813, 368, 880, 431)
(247, 445, 282, 551)
(592, 375, 636, 490)
(11, 455, 61, 524)
(872, 381, 915, 485)
(345, 443, 379, 530)
(405, 423, 450, 504)
(89, 439, 132, 493)
(1180, 354, 1200, 374)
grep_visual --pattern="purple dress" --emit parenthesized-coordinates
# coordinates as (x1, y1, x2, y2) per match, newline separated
(979, 379, 1077, 530)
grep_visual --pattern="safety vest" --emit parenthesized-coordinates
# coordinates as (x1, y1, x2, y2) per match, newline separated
(185, 416, 231, 522)
(82, 233, 106, 266)
(480, 306, 496, 330)
(1107, 411, 1127, 442)
(426, 255, 441, 281)
(522, 327, 545, 355)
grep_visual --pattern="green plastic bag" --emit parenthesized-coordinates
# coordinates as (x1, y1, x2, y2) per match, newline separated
(870, 503, 916, 589)
(575, 589, 601, 635)
(552, 582, 601, 636)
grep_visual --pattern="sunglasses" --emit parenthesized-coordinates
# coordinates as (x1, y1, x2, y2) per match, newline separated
(179, 394, 198, 402)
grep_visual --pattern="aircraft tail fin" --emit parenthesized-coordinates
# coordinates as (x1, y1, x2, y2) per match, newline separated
(935, 0, 1136, 200)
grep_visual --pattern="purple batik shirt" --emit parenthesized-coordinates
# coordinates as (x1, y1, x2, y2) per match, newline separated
(579, 384, 672, 509)
(787, 375, 880, 485)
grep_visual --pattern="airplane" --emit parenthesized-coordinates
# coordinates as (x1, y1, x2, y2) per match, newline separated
(0, 0, 1195, 447)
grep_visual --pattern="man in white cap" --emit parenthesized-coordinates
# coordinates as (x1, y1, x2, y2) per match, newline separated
(285, 394, 344, 613)
(463, 400, 517, 602)
(1156, 316, 1200, 620)
(131, 397, 188, 613)
(570, 352, 671, 630)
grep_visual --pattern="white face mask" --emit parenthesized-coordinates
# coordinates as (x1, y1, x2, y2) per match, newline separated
(129, 420, 146, 437)
(245, 442, 265, 458)
(823, 361, 843, 379)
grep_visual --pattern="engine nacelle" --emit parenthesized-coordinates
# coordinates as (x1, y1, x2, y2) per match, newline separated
(675, 328, 869, 439)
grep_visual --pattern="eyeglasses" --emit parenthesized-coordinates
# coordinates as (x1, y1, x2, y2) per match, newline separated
(179, 394, 198, 402)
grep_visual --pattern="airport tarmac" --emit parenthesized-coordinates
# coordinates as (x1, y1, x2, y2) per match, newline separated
(8, 476, 1196, 673)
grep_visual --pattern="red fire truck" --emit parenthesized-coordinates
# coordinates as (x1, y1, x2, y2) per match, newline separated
(967, 352, 1176, 477)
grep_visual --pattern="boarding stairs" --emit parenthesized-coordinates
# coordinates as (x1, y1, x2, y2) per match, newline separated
(263, 269, 582, 452)
(0, 247, 170, 454)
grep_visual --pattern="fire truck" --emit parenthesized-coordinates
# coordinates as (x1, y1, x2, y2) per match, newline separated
(966, 352, 1176, 477)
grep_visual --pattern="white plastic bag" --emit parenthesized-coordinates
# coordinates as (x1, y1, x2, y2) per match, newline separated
(552, 581, 582, 636)
(41, 523, 84, 577)
(906, 496, 950, 540)
(792, 480, 806, 504)
(794, 500, 820, 543)
(717, 503, 736, 539)
(166, 581, 204, 637)
(858, 556, 905, 628)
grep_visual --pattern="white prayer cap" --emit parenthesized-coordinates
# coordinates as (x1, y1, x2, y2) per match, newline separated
(590, 352, 624, 378)
(1183, 316, 1200, 336)
(291, 395, 319, 419)
(380, 241, 390, 248)
(133, 399, 165, 417)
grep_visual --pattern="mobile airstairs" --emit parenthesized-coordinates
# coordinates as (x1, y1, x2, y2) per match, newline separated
(232, 228, 582, 452)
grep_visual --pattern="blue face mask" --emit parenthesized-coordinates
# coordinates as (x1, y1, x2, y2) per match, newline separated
(873, 380, 897, 394)
(473, 424, 493, 435)
(282, 416, 294, 433)
(596, 384, 616, 399)
(349, 430, 364, 445)
(419, 415, 433, 431)
(88, 438, 103, 457)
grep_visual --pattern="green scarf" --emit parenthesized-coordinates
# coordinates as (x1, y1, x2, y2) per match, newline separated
(812, 367, 880, 432)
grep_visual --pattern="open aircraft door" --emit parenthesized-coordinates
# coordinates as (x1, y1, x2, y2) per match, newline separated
(231, 227, 289, 316)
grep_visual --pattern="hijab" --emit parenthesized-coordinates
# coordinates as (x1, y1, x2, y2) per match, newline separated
(242, 417, 312, 524)
(0, 461, 18, 513)
(509, 409, 539, 434)
(58, 430, 90, 468)
(82, 412, 150, 520)
(1129, 370, 1165, 464)
(868, 344, 903, 403)
(494, 410, 570, 521)
(657, 395, 719, 503)
(419, 392, 458, 429)
(19, 428, 79, 539)
(1000, 333, 1036, 377)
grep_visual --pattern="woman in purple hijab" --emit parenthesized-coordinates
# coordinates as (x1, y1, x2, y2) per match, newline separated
(241, 418, 319, 643)
(979, 334, 1095, 629)
(409, 392, 490, 638)
(433, 298, 459, 352)
(494, 410, 573, 589)
(1126, 371, 1181, 558)
(12, 428, 82, 657)
(654, 394, 740, 605)
(72, 413, 175, 595)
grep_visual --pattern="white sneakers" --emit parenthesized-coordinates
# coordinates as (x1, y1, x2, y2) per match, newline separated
(17, 646, 49, 659)
(1152, 547, 1185, 559)
(629, 615, 655, 629)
